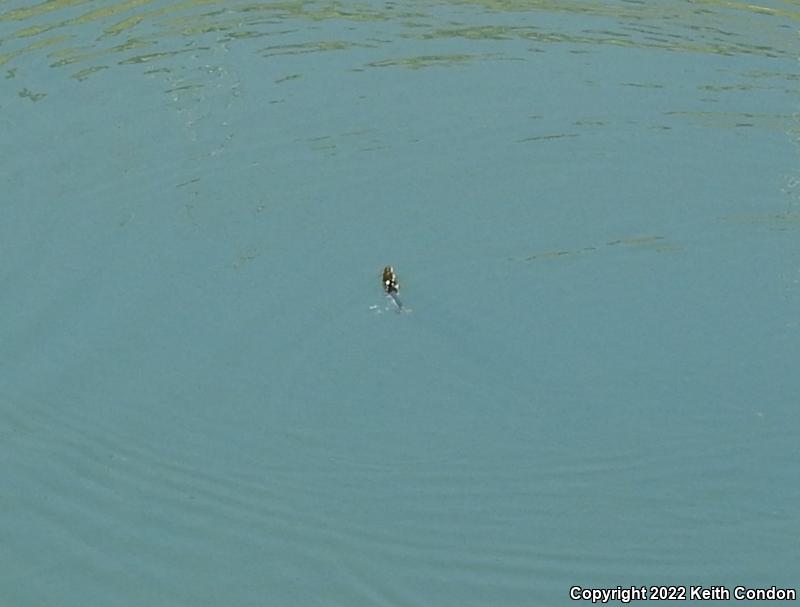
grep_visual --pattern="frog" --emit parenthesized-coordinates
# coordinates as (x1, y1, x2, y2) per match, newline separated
(381, 265, 404, 311)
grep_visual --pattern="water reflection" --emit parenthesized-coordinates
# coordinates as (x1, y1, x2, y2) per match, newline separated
(1, 0, 796, 83)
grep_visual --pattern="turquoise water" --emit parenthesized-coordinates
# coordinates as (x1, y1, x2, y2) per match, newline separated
(1, 1, 798, 605)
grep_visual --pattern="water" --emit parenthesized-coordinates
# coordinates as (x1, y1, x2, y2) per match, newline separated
(1, 1, 798, 605)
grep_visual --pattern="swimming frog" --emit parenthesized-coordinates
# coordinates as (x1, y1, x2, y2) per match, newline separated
(382, 265, 403, 311)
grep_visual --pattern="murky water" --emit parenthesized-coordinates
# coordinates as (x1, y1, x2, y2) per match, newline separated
(1, 1, 798, 605)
